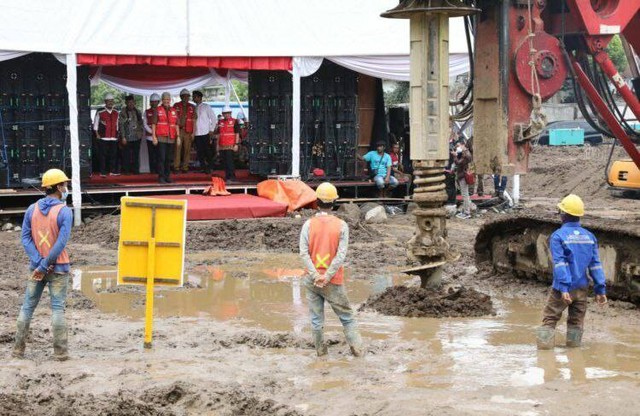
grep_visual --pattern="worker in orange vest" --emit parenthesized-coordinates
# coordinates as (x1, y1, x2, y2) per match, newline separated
(173, 89, 197, 173)
(299, 182, 363, 357)
(13, 169, 73, 361)
(214, 106, 240, 181)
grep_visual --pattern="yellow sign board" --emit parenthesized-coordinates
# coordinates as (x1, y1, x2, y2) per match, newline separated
(117, 196, 187, 348)
(117, 196, 187, 287)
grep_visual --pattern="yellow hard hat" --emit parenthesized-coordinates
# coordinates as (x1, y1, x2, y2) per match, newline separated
(316, 182, 339, 203)
(557, 194, 585, 217)
(41, 169, 70, 188)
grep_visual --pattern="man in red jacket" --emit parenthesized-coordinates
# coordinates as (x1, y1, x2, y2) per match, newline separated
(214, 106, 240, 181)
(152, 92, 180, 183)
(93, 93, 120, 177)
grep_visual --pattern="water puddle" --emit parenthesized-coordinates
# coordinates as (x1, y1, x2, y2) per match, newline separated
(75, 252, 640, 390)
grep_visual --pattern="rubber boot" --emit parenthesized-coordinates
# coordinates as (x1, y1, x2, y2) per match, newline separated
(343, 327, 363, 357)
(312, 330, 328, 357)
(566, 326, 583, 348)
(52, 325, 69, 361)
(536, 326, 555, 350)
(12, 320, 29, 359)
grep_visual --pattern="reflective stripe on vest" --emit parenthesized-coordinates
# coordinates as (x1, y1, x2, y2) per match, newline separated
(308, 215, 344, 285)
(97, 109, 119, 138)
(174, 102, 196, 133)
(30, 204, 70, 265)
(218, 118, 236, 146)
(155, 106, 178, 139)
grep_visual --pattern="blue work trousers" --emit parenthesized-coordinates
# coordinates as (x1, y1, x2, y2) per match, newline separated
(304, 276, 357, 332)
(17, 273, 69, 328)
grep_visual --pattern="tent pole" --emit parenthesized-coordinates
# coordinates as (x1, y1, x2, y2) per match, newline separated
(66, 53, 82, 227)
(291, 61, 301, 178)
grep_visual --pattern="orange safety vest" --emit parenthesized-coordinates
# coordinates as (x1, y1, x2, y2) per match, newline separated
(173, 102, 196, 133)
(308, 215, 344, 285)
(155, 105, 178, 139)
(218, 117, 237, 147)
(30, 204, 70, 265)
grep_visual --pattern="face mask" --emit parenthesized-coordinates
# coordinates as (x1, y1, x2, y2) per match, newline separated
(61, 187, 69, 201)
(456, 147, 462, 154)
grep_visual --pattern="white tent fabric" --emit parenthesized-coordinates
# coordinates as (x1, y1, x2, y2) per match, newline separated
(327, 56, 410, 81)
(0, 50, 29, 62)
(0, 1, 468, 56)
(90, 68, 229, 96)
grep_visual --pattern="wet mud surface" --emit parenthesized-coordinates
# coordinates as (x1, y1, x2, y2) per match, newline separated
(2, 147, 640, 415)
(360, 286, 495, 318)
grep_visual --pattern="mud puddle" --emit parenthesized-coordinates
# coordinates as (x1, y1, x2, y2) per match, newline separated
(73, 253, 640, 391)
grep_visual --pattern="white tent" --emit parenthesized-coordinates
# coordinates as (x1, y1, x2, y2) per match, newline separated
(0, 0, 471, 224)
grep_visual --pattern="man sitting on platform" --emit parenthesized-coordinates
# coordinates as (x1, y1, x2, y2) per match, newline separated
(358, 141, 398, 198)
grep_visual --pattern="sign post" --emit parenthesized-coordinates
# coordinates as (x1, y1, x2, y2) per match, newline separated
(117, 197, 187, 348)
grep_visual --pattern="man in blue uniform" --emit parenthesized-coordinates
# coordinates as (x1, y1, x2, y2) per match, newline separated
(537, 194, 608, 350)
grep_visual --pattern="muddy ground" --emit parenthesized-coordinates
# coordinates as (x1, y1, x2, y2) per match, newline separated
(1, 145, 640, 415)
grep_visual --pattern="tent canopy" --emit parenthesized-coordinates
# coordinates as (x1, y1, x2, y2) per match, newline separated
(0, 0, 469, 56)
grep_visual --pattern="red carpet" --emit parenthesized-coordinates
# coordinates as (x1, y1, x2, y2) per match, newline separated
(151, 194, 288, 220)
(87, 169, 256, 187)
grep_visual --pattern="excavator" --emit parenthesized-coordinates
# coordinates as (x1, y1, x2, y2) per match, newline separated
(383, 1, 640, 303)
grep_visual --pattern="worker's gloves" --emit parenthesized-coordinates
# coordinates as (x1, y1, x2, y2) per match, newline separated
(313, 273, 330, 288)
(561, 292, 572, 305)
(596, 294, 608, 307)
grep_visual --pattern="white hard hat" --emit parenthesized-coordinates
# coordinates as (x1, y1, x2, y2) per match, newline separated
(180, 88, 190, 96)
(150, 93, 160, 101)
(104, 93, 114, 100)
(222, 105, 232, 113)
(161, 92, 171, 99)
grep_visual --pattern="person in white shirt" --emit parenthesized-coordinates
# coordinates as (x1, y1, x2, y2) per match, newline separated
(93, 93, 120, 177)
(192, 90, 217, 174)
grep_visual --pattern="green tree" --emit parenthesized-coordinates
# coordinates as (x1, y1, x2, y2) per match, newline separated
(606, 35, 627, 74)
(385, 82, 409, 106)
(91, 81, 144, 109)
(231, 80, 248, 101)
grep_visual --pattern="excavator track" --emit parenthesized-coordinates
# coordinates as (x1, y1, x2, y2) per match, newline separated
(475, 214, 640, 304)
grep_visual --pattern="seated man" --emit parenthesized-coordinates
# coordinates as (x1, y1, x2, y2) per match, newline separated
(359, 141, 398, 197)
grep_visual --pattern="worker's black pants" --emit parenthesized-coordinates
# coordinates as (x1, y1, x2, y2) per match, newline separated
(146, 139, 158, 173)
(120, 140, 141, 174)
(445, 172, 457, 205)
(195, 134, 215, 173)
(220, 149, 236, 180)
(98, 139, 117, 176)
(156, 141, 174, 182)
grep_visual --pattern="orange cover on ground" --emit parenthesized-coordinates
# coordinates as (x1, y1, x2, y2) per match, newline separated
(257, 180, 317, 212)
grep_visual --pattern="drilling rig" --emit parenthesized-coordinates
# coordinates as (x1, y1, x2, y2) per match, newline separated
(383, 0, 640, 302)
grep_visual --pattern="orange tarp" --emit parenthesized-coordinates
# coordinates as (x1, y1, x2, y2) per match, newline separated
(203, 177, 231, 196)
(257, 180, 316, 212)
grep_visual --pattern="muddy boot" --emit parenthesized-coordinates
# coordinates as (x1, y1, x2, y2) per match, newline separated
(344, 327, 363, 357)
(52, 325, 69, 361)
(312, 330, 327, 357)
(12, 320, 29, 359)
(566, 326, 583, 348)
(536, 326, 555, 350)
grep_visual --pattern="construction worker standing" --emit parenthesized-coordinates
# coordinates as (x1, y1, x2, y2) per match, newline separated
(13, 169, 73, 360)
(299, 182, 363, 357)
(536, 194, 607, 350)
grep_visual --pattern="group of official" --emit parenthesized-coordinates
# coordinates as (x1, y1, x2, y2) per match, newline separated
(93, 90, 244, 183)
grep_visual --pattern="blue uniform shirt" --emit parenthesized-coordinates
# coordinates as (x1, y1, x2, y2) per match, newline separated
(363, 151, 392, 177)
(549, 221, 606, 295)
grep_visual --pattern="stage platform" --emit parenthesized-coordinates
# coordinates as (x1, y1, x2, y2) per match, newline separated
(152, 194, 289, 220)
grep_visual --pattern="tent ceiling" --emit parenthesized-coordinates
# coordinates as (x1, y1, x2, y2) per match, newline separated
(0, 0, 469, 56)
